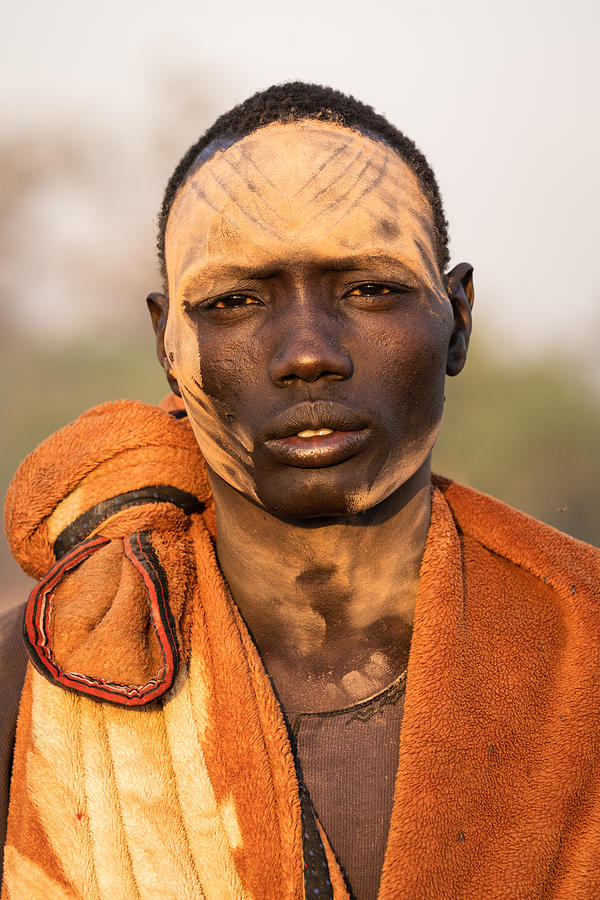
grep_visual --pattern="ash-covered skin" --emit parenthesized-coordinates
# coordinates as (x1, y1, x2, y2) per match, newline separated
(150, 119, 473, 712)
(163, 121, 457, 515)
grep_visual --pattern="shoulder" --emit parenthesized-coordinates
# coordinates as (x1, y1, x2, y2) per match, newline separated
(4, 398, 215, 708)
(4, 398, 210, 581)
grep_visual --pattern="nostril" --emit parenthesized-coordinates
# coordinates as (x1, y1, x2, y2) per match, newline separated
(269, 353, 353, 387)
(276, 369, 347, 387)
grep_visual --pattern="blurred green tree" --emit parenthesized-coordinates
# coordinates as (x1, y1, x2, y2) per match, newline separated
(434, 343, 600, 546)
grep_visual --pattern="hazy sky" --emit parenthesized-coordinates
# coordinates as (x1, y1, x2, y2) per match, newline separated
(3, 0, 599, 361)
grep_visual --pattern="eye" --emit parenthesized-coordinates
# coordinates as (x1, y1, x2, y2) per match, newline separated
(210, 294, 261, 309)
(346, 283, 393, 297)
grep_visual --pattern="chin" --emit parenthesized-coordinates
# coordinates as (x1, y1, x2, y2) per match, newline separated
(249, 467, 337, 517)
(262, 494, 362, 521)
(253, 467, 400, 521)
(209, 442, 434, 521)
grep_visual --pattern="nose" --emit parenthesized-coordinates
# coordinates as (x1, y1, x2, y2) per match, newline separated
(267, 309, 353, 387)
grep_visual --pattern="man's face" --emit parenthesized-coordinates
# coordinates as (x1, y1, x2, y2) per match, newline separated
(161, 121, 463, 518)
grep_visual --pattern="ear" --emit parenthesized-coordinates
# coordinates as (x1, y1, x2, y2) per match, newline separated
(444, 263, 474, 377)
(146, 292, 181, 396)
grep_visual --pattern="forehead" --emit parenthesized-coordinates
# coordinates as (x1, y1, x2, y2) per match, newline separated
(165, 120, 440, 295)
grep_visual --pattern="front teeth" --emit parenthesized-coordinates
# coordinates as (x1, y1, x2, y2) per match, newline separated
(297, 428, 334, 438)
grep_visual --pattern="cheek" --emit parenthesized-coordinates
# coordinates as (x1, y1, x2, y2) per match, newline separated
(165, 315, 257, 488)
(386, 315, 448, 371)
(165, 313, 258, 439)
(372, 315, 451, 427)
(405, 329, 448, 391)
(195, 330, 263, 409)
(200, 346, 252, 404)
(165, 314, 203, 387)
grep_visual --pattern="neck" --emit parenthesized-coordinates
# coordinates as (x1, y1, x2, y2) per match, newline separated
(208, 462, 432, 715)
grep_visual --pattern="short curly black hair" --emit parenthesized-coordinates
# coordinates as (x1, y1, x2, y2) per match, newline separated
(157, 81, 450, 288)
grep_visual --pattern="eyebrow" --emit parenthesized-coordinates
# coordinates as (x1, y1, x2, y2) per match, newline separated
(180, 265, 281, 302)
(179, 254, 423, 301)
(319, 254, 419, 275)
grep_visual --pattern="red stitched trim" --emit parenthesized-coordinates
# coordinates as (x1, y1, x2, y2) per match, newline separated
(24, 533, 178, 706)
(122, 532, 179, 701)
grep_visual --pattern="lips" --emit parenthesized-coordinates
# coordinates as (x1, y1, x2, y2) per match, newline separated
(262, 401, 371, 468)
(264, 401, 367, 439)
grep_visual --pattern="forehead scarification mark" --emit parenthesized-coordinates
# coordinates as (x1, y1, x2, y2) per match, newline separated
(220, 153, 286, 225)
(300, 154, 388, 236)
(237, 143, 279, 192)
(186, 182, 243, 234)
(203, 165, 285, 241)
(406, 205, 436, 234)
(308, 146, 366, 208)
(297, 155, 376, 235)
(187, 178, 283, 244)
(330, 154, 389, 219)
(413, 236, 436, 267)
(174, 203, 269, 282)
(290, 140, 350, 199)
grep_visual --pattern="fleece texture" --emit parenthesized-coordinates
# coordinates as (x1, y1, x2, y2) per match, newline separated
(3, 400, 600, 899)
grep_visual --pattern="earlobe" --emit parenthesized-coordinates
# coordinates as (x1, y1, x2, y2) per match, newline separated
(444, 263, 474, 377)
(146, 292, 181, 397)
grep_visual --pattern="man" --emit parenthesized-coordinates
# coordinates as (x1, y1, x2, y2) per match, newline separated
(2, 82, 599, 899)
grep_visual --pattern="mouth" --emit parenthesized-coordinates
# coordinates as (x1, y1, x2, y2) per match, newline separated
(262, 401, 371, 468)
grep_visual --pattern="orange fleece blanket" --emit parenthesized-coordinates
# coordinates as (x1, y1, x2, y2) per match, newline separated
(3, 400, 600, 899)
